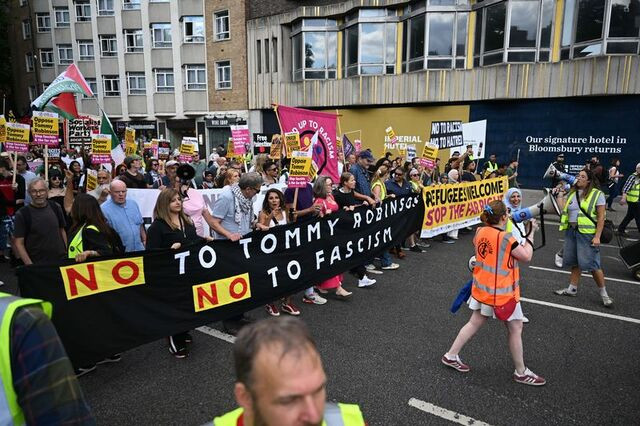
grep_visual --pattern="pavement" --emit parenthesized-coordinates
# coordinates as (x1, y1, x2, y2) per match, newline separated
(1, 195, 639, 425)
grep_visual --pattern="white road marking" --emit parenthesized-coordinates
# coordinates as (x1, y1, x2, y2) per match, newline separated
(520, 297, 640, 324)
(196, 326, 235, 343)
(604, 255, 623, 262)
(528, 265, 640, 286)
(408, 398, 492, 426)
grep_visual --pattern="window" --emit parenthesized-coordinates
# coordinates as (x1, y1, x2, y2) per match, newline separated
(127, 72, 146, 95)
(40, 49, 54, 67)
(407, 14, 425, 71)
(215, 60, 231, 89)
(607, 0, 640, 54)
(264, 38, 270, 73)
(75, 1, 91, 22)
(57, 44, 73, 64)
(28, 86, 38, 103)
(78, 40, 95, 61)
(22, 20, 31, 40)
(183, 16, 204, 43)
(55, 7, 70, 27)
(42, 83, 49, 93)
(19, 0, 27, 6)
(85, 78, 97, 97)
(152, 23, 172, 48)
(98, 0, 115, 16)
(123, 0, 141, 10)
(155, 68, 174, 92)
(100, 35, 117, 56)
(103, 75, 120, 96)
(25, 53, 34, 72)
(125, 29, 144, 53)
(272, 38, 278, 72)
(292, 19, 338, 80)
(215, 10, 230, 40)
(185, 64, 206, 90)
(36, 13, 51, 32)
(257, 39, 261, 73)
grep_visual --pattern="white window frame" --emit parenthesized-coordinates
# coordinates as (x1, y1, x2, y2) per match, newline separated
(125, 29, 144, 53)
(78, 40, 95, 61)
(183, 16, 205, 43)
(214, 10, 230, 41)
(55, 7, 70, 27)
(127, 72, 146, 95)
(215, 60, 232, 90)
(40, 49, 54, 68)
(154, 68, 175, 92)
(184, 64, 206, 90)
(97, 0, 115, 16)
(103, 75, 120, 97)
(151, 23, 172, 48)
(25, 53, 34, 72)
(28, 86, 38, 102)
(42, 83, 49, 93)
(57, 44, 73, 64)
(75, 1, 92, 22)
(19, 0, 27, 7)
(36, 13, 51, 32)
(122, 0, 141, 10)
(85, 78, 97, 98)
(22, 20, 31, 39)
(100, 35, 118, 57)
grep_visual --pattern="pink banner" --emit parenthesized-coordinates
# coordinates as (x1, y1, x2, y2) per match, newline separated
(34, 134, 59, 146)
(91, 154, 111, 165)
(276, 105, 338, 181)
(231, 126, 249, 155)
(287, 176, 309, 188)
(4, 142, 29, 153)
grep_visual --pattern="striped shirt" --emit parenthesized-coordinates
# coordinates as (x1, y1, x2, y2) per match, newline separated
(621, 173, 638, 195)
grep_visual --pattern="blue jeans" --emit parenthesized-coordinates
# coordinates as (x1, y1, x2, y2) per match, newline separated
(379, 251, 392, 267)
(562, 227, 601, 272)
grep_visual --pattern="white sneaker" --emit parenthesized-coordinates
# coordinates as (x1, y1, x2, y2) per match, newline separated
(381, 263, 400, 270)
(364, 264, 375, 270)
(358, 276, 376, 288)
(555, 253, 563, 268)
(364, 264, 383, 274)
(0, 280, 4, 287)
(602, 295, 614, 307)
(302, 293, 327, 305)
(522, 316, 530, 323)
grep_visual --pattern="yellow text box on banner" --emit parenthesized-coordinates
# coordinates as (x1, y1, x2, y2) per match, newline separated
(0, 115, 6, 143)
(32, 112, 59, 136)
(125, 127, 136, 156)
(269, 134, 282, 159)
(61, 257, 146, 300)
(421, 176, 508, 237)
(192, 273, 251, 312)
(284, 132, 300, 159)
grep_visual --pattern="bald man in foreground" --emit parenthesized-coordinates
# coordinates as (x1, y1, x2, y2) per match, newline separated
(100, 179, 146, 252)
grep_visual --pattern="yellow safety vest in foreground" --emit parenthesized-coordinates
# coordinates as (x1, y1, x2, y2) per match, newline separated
(68, 225, 99, 259)
(559, 189, 603, 234)
(212, 402, 365, 426)
(0, 293, 52, 425)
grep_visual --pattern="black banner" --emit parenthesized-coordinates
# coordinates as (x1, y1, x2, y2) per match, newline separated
(253, 133, 272, 155)
(429, 120, 463, 149)
(18, 195, 424, 365)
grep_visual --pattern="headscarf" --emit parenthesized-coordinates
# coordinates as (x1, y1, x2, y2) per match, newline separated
(503, 188, 522, 212)
(230, 183, 254, 225)
(447, 169, 459, 183)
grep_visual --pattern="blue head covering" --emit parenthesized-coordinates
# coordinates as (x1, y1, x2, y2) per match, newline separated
(503, 188, 522, 212)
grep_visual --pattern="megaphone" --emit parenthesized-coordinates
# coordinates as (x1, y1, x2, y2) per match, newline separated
(176, 164, 196, 182)
(511, 188, 562, 223)
(543, 163, 576, 185)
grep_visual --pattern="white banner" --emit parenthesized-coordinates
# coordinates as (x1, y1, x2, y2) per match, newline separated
(127, 184, 287, 236)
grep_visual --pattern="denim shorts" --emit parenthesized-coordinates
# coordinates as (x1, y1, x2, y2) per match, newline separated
(562, 227, 601, 272)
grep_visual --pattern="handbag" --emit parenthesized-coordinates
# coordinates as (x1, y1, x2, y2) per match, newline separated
(492, 231, 517, 321)
(575, 191, 614, 244)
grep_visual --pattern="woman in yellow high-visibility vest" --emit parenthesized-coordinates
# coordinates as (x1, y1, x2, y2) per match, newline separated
(554, 169, 612, 306)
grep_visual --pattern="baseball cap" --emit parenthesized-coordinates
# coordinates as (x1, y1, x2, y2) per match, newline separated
(357, 150, 374, 161)
(165, 160, 179, 167)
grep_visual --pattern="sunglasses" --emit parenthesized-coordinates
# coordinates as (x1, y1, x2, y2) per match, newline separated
(51, 176, 62, 180)
(394, 172, 404, 176)
(410, 174, 419, 177)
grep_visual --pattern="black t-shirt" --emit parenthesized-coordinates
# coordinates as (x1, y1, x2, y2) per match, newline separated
(332, 189, 357, 209)
(120, 171, 148, 189)
(14, 202, 67, 264)
(146, 217, 202, 250)
(461, 171, 476, 182)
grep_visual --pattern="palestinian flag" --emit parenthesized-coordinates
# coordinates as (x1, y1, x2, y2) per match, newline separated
(45, 92, 79, 120)
(31, 64, 93, 110)
(100, 109, 125, 165)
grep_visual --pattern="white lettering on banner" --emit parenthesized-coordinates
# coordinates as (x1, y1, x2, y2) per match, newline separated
(239, 238, 252, 259)
(199, 245, 217, 268)
(285, 228, 300, 250)
(175, 251, 190, 275)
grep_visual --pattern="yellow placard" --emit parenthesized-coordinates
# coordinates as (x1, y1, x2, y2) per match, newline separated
(421, 176, 508, 238)
(125, 127, 136, 156)
(180, 142, 195, 155)
(192, 273, 251, 312)
(284, 132, 301, 159)
(32, 111, 58, 136)
(309, 160, 318, 180)
(91, 135, 111, 154)
(60, 257, 146, 300)
(226, 137, 238, 159)
(0, 115, 6, 143)
(422, 143, 439, 160)
(6, 122, 30, 143)
(269, 134, 283, 159)
(290, 154, 312, 177)
(385, 126, 396, 140)
(86, 169, 98, 191)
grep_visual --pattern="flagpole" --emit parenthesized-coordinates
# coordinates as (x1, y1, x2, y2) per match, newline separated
(12, 153, 17, 185)
(44, 144, 49, 182)
(273, 103, 299, 217)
